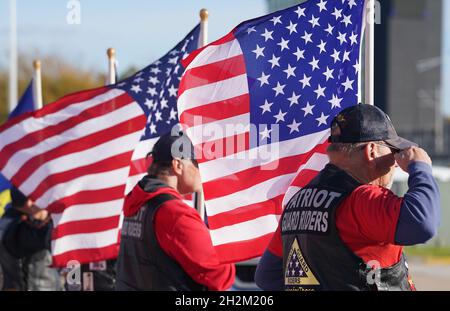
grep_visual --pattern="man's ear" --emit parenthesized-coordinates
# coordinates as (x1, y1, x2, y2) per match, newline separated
(363, 142, 377, 162)
(171, 158, 183, 175)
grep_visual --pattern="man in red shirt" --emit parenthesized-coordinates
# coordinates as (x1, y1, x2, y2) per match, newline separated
(255, 104, 440, 291)
(116, 131, 235, 291)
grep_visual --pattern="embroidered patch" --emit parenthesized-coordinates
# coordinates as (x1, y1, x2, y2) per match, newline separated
(285, 238, 319, 289)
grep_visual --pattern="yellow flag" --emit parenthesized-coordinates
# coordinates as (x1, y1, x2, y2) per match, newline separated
(0, 189, 11, 217)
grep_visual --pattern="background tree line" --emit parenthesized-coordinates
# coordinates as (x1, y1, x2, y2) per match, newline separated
(0, 54, 138, 123)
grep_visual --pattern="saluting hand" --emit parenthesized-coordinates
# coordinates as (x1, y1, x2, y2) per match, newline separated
(394, 147, 432, 172)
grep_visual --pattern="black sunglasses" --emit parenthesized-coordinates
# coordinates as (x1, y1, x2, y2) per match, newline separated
(356, 142, 401, 154)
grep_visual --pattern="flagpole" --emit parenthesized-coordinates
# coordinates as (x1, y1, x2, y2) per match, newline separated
(364, 0, 375, 106)
(8, 0, 18, 113)
(107, 47, 123, 240)
(33, 60, 43, 109)
(196, 9, 209, 221)
(107, 48, 117, 85)
(199, 9, 209, 48)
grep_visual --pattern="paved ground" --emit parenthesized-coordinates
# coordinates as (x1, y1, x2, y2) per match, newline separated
(408, 258, 450, 291)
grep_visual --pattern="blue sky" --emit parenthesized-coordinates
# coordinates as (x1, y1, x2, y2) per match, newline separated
(1, 0, 449, 115)
(0, 0, 267, 74)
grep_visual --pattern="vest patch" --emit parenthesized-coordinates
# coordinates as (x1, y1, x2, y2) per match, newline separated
(121, 206, 146, 240)
(284, 238, 319, 290)
(281, 187, 342, 235)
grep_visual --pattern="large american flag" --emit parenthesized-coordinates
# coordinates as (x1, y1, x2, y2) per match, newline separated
(178, 0, 365, 263)
(0, 25, 200, 267)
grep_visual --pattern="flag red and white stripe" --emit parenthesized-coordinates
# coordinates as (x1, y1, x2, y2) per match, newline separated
(0, 87, 146, 266)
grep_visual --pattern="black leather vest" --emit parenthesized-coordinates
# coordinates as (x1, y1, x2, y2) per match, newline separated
(116, 193, 207, 291)
(281, 164, 412, 291)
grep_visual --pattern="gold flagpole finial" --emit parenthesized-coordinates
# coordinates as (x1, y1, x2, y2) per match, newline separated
(107, 48, 116, 59)
(33, 59, 41, 70)
(200, 8, 209, 22)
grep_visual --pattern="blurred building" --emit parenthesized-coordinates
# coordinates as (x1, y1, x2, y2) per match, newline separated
(382, 0, 447, 160)
(266, 0, 450, 162)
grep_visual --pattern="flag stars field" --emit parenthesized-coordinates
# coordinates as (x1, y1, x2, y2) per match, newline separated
(317, 40, 327, 54)
(341, 77, 355, 92)
(131, 84, 142, 93)
(332, 8, 343, 20)
(308, 15, 321, 28)
(258, 72, 271, 86)
(309, 57, 321, 71)
(253, 44, 266, 59)
(278, 38, 290, 51)
(302, 102, 315, 117)
(323, 67, 335, 81)
(300, 74, 312, 89)
(286, 21, 298, 34)
(314, 84, 326, 99)
(274, 110, 287, 124)
(247, 26, 257, 34)
(167, 85, 178, 97)
(283, 64, 297, 79)
(160, 98, 169, 110)
(302, 31, 313, 44)
(222, 0, 363, 151)
(293, 47, 306, 61)
(329, 94, 343, 109)
(353, 60, 361, 73)
(287, 92, 301, 107)
(343, 50, 351, 62)
(288, 119, 302, 134)
(261, 28, 274, 41)
(317, 0, 328, 12)
(270, 15, 282, 26)
(331, 49, 341, 63)
(337, 32, 347, 45)
(273, 82, 286, 96)
(259, 126, 273, 140)
(260, 100, 274, 115)
(268, 54, 281, 68)
(316, 112, 329, 127)
(295, 7, 306, 18)
(342, 14, 353, 27)
(144, 99, 154, 110)
(349, 32, 359, 45)
(325, 24, 334, 35)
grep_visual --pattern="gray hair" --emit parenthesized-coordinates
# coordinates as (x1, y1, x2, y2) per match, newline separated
(327, 141, 383, 154)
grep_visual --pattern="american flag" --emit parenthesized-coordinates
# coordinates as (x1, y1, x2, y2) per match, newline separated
(178, 0, 365, 263)
(0, 25, 200, 267)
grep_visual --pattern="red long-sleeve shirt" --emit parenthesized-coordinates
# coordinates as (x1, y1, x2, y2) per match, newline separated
(123, 181, 235, 291)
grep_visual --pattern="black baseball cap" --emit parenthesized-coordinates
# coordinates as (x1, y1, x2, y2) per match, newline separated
(148, 131, 196, 163)
(328, 104, 417, 150)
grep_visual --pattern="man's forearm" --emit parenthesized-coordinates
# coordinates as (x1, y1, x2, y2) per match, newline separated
(395, 162, 441, 245)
